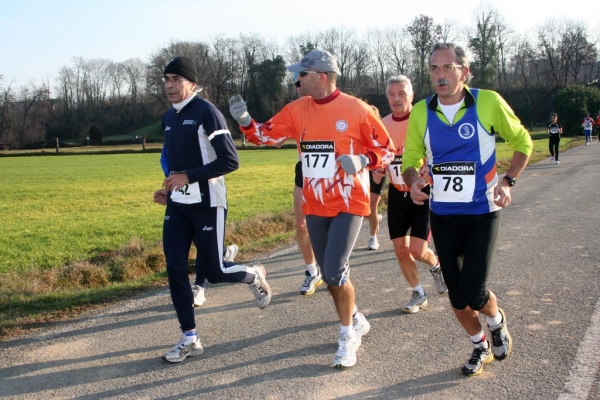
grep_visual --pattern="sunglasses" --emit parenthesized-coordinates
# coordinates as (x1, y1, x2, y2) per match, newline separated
(297, 70, 328, 78)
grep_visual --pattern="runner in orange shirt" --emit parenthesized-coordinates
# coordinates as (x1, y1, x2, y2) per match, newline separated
(374, 75, 447, 315)
(229, 49, 394, 368)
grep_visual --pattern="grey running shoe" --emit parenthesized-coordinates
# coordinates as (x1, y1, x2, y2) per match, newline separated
(352, 311, 371, 346)
(192, 285, 206, 307)
(460, 341, 493, 376)
(488, 308, 513, 360)
(333, 331, 359, 368)
(429, 263, 447, 294)
(249, 263, 271, 309)
(367, 236, 380, 250)
(550, 156, 554, 162)
(162, 334, 204, 363)
(300, 271, 323, 295)
(402, 291, 428, 314)
(224, 244, 238, 262)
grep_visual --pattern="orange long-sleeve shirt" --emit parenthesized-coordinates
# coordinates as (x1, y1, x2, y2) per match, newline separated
(241, 90, 395, 217)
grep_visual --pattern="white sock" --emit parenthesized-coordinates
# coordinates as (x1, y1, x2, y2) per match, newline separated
(469, 330, 488, 348)
(306, 263, 318, 277)
(183, 330, 197, 343)
(413, 284, 424, 296)
(339, 324, 353, 336)
(487, 311, 503, 328)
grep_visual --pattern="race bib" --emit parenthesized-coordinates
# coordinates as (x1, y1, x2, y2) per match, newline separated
(550, 127, 558, 134)
(387, 155, 406, 185)
(431, 162, 476, 203)
(300, 140, 336, 179)
(169, 171, 202, 204)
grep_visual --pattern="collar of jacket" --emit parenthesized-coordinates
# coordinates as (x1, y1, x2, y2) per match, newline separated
(172, 94, 199, 113)
(427, 86, 475, 111)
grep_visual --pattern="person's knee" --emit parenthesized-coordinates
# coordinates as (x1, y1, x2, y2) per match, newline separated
(409, 243, 429, 262)
(323, 268, 349, 287)
(393, 242, 412, 263)
(295, 216, 308, 234)
(459, 286, 489, 311)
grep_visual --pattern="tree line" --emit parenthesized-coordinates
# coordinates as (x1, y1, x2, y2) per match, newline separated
(1, 5, 599, 148)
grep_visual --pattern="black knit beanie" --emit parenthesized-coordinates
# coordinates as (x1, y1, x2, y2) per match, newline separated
(164, 56, 197, 83)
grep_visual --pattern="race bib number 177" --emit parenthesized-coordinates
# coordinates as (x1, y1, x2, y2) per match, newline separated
(300, 140, 336, 179)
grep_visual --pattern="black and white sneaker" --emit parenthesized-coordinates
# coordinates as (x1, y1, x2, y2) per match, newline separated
(162, 334, 204, 363)
(429, 261, 447, 294)
(300, 271, 323, 295)
(488, 308, 513, 360)
(460, 341, 493, 376)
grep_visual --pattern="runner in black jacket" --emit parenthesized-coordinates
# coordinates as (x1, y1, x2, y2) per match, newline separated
(153, 56, 271, 363)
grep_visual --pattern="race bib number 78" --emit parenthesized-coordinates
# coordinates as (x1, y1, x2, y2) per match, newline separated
(431, 162, 476, 203)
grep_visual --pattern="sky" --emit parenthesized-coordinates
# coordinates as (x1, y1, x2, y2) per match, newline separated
(1, 0, 599, 89)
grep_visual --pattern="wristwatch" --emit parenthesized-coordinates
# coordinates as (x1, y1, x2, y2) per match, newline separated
(503, 175, 516, 187)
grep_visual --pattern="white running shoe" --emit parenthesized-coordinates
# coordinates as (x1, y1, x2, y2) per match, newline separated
(249, 263, 271, 309)
(402, 291, 428, 314)
(162, 334, 204, 363)
(367, 236, 379, 250)
(352, 311, 371, 346)
(224, 244, 238, 262)
(192, 285, 206, 307)
(333, 331, 359, 368)
(429, 262, 447, 294)
(300, 271, 323, 295)
(556, 160, 560, 164)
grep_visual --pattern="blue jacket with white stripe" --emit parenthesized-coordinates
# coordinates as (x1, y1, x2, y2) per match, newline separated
(160, 95, 239, 208)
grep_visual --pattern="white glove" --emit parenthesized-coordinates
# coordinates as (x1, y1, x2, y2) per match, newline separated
(228, 94, 252, 127)
(336, 154, 370, 175)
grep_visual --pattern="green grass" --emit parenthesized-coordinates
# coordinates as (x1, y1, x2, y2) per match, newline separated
(107, 121, 164, 141)
(0, 149, 296, 273)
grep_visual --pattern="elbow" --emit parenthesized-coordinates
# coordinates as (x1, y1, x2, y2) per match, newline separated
(227, 156, 240, 172)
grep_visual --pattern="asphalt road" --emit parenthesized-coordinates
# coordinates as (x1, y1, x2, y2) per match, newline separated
(1, 143, 599, 400)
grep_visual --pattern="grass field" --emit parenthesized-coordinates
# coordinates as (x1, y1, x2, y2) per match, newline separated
(0, 131, 584, 337)
(0, 149, 297, 273)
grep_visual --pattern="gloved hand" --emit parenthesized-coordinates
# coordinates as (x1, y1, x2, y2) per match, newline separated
(336, 154, 370, 175)
(228, 94, 252, 127)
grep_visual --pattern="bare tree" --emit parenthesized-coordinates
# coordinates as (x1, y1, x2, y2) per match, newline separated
(320, 27, 357, 92)
(0, 77, 16, 146)
(407, 15, 442, 98)
(384, 26, 412, 76)
(366, 29, 389, 95)
(205, 35, 239, 104)
(469, 5, 500, 88)
(352, 38, 373, 95)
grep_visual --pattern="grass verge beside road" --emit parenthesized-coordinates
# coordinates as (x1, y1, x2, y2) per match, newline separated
(0, 132, 581, 339)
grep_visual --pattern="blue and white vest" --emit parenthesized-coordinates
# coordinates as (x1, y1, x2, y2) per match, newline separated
(425, 89, 500, 215)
